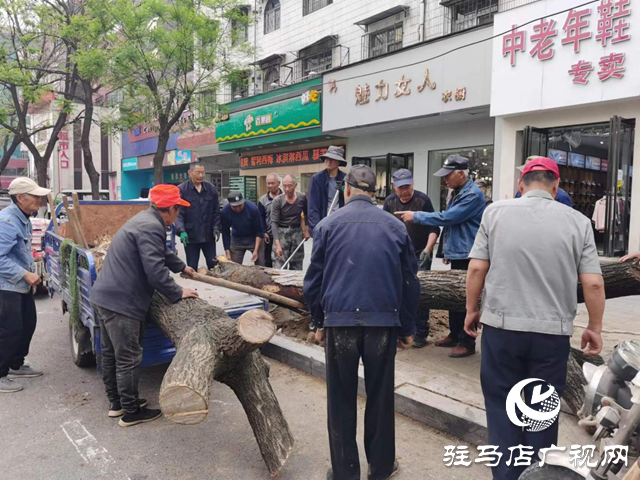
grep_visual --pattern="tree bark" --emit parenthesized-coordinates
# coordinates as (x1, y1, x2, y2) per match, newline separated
(209, 259, 640, 312)
(207, 260, 640, 416)
(147, 293, 293, 476)
(153, 125, 170, 185)
(80, 79, 100, 200)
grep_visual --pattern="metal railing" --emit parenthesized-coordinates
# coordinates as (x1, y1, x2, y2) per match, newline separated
(426, 0, 540, 41)
(361, 23, 404, 61)
(281, 44, 349, 86)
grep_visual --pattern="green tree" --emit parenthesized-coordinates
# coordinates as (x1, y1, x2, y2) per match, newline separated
(94, 0, 251, 184)
(0, 0, 79, 187)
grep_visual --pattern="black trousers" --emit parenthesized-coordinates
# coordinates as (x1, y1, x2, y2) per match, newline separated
(415, 251, 432, 339)
(449, 259, 475, 348)
(0, 290, 37, 378)
(325, 327, 397, 480)
(94, 305, 144, 413)
(261, 235, 273, 268)
(184, 241, 217, 270)
(481, 325, 570, 480)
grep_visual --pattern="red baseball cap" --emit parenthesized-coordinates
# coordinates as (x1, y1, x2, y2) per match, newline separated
(149, 184, 190, 208)
(521, 156, 560, 179)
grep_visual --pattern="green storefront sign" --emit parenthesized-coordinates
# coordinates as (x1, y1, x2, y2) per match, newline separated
(215, 89, 321, 148)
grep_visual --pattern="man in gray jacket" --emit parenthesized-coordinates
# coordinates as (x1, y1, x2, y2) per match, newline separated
(91, 184, 199, 427)
(464, 157, 605, 480)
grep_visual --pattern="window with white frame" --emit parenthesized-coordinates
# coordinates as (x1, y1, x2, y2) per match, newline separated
(264, 0, 280, 34)
(303, 0, 332, 16)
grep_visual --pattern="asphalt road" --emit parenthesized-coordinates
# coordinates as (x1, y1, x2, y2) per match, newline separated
(0, 294, 491, 480)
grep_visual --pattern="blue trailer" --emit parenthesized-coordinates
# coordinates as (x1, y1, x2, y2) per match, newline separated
(45, 200, 267, 369)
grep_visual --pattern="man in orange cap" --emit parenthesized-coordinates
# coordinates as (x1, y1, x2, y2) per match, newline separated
(91, 184, 199, 427)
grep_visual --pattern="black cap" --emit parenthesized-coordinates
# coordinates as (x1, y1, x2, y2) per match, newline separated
(433, 155, 469, 177)
(227, 191, 245, 206)
(345, 165, 376, 193)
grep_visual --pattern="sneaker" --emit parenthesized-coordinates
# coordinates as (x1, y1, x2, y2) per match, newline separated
(0, 377, 23, 393)
(118, 407, 162, 427)
(412, 336, 428, 348)
(368, 460, 399, 479)
(434, 335, 457, 348)
(108, 398, 149, 418)
(8, 365, 42, 378)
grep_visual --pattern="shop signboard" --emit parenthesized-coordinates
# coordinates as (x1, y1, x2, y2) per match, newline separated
(215, 92, 321, 145)
(122, 157, 138, 171)
(239, 146, 344, 170)
(492, 0, 640, 116)
(322, 28, 492, 132)
(128, 109, 196, 143)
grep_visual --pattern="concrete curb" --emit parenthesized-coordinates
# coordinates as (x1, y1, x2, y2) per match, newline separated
(261, 335, 489, 445)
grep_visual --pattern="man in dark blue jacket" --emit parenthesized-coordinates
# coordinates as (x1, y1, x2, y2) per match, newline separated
(396, 155, 485, 359)
(307, 146, 347, 233)
(220, 192, 264, 264)
(304, 165, 420, 480)
(175, 163, 221, 270)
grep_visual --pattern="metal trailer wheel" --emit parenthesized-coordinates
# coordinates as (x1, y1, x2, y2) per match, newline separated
(69, 322, 96, 368)
(519, 463, 585, 480)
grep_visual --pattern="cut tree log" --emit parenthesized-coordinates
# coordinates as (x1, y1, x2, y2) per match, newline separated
(209, 258, 640, 312)
(147, 293, 293, 477)
(206, 259, 640, 416)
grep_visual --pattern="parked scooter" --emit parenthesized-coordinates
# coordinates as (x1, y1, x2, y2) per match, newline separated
(520, 340, 640, 479)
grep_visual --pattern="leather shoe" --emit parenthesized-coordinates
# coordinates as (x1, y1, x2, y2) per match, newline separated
(449, 345, 476, 358)
(434, 335, 457, 348)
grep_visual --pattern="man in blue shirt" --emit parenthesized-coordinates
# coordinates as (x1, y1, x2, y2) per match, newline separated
(220, 192, 264, 265)
(305, 165, 420, 480)
(0, 177, 50, 393)
(396, 155, 485, 358)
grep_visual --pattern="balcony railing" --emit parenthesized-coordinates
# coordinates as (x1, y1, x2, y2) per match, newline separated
(361, 23, 404, 61)
(281, 44, 350, 86)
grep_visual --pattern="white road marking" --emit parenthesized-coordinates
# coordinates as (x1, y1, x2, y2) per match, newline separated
(61, 419, 131, 479)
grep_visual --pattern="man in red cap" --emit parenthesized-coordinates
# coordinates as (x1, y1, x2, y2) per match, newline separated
(91, 184, 199, 427)
(463, 157, 605, 480)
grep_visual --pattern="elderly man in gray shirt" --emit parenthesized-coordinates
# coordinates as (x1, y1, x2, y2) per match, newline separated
(464, 157, 605, 480)
(271, 174, 309, 270)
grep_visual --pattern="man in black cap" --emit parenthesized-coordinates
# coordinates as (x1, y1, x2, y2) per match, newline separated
(305, 165, 420, 480)
(383, 168, 439, 348)
(307, 146, 347, 233)
(220, 191, 264, 264)
(396, 155, 485, 358)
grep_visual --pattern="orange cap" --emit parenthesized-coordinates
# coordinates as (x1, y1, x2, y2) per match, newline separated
(149, 184, 191, 208)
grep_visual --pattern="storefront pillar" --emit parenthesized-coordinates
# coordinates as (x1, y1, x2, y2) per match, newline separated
(493, 117, 518, 203)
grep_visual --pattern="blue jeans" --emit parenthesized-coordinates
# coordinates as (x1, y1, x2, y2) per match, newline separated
(94, 305, 143, 413)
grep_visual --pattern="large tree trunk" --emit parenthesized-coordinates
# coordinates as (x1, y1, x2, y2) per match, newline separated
(81, 80, 100, 200)
(207, 259, 640, 416)
(147, 293, 294, 477)
(210, 258, 640, 312)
